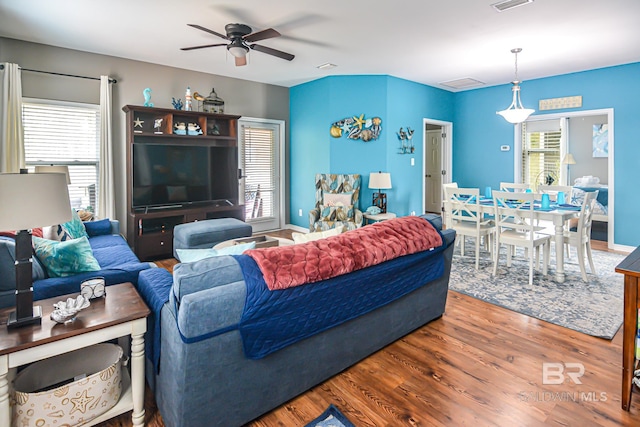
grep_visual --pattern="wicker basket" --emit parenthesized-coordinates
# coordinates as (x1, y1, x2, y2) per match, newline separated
(12, 343, 123, 427)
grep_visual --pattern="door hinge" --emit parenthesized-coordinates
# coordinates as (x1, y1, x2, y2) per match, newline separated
(441, 170, 446, 175)
(441, 133, 446, 138)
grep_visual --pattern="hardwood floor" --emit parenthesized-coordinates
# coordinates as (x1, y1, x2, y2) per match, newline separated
(100, 232, 640, 427)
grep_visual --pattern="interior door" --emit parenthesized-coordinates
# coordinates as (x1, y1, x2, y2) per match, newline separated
(425, 127, 443, 213)
(238, 119, 283, 232)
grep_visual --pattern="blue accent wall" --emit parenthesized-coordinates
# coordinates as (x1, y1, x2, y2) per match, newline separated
(453, 62, 640, 246)
(290, 75, 453, 229)
(290, 63, 639, 246)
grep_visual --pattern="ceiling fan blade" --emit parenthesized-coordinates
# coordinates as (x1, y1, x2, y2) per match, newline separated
(187, 24, 229, 40)
(235, 56, 247, 67)
(181, 43, 227, 51)
(250, 44, 295, 61)
(244, 28, 280, 43)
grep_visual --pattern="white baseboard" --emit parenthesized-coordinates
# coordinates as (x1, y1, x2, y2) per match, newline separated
(612, 243, 636, 254)
(285, 223, 308, 233)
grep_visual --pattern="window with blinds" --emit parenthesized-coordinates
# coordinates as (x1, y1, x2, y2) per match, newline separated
(22, 99, 100, 212)
(240, 124, 275, 220)
(522, 121, 562, 188)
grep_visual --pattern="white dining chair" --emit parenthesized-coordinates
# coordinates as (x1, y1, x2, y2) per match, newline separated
(446, 187, 496, 269)
(565, 191, 598, 281)
(500, 182, 531, 193)
(492, 191, 551, 285)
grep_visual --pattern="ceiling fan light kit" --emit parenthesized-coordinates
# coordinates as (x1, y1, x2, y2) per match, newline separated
(497, 48, 535, 124)
(182, 22, 295, 67)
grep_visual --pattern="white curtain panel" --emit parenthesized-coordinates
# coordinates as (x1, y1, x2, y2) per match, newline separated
(0, 62, 25, 173)
(98, 75, 115, 219)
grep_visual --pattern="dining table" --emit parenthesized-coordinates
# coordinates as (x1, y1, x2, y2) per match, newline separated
(443, 197, 581, 283)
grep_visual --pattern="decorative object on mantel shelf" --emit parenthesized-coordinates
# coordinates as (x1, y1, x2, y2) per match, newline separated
(203, 88, 225, 113)
(397, 127, 415, 154)
(172, 97, 184, 110)
(143, 87, 154, 107)
(496, 48, 535, 124)
(330, 114, 382, 141)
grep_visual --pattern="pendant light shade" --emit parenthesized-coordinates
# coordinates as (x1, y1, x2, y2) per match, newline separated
(497, 48, 535, 124)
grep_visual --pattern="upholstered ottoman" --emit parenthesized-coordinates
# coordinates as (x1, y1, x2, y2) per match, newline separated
(173, 218, 252, 258)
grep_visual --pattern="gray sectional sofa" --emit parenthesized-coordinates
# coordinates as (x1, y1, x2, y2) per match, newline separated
(136, 215, 455, 427)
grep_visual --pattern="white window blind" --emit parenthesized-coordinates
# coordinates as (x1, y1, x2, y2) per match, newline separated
(22, 99, 100, 212)
(522, 122, 562, 188)
(240, 125, 275, 220)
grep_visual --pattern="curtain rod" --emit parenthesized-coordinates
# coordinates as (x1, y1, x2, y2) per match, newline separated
(0, 64, 117, 83)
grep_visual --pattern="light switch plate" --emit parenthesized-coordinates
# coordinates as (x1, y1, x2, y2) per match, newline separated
(500, 145, 510, 151)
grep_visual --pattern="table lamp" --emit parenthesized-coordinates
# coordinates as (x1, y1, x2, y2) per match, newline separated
(369, 172, 392, 213)
(562, 153, 576, 185)
(0, 170, 71, 328)
(34, 165, 71, 184)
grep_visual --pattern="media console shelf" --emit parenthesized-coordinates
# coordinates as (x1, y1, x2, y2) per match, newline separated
(123, 105, 244, 260)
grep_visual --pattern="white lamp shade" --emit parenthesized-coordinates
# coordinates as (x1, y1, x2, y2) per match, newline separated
(496, 107, 535, 124)
(562, 153, 576, 165)
(34, 165, 71, 184)
(369, 172, 392, 189)
(228, 45, 248, 58)
(0, 173, 72, 231)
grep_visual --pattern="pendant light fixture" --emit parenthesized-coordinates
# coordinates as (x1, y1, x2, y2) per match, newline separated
(497, 48, 535, 124)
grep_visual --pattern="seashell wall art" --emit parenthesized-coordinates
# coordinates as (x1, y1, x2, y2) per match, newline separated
(330, 114, 382, 142)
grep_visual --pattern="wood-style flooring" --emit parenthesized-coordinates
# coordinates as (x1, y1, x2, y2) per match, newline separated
(99, 233, 640, 426)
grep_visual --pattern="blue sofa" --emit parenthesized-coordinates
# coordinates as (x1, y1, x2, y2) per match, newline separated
(0, 220, 151, 308)
(136, 215, 455, 427)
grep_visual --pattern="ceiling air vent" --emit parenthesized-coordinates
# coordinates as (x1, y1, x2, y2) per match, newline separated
(439, 78, 485, 90)
(491, 0, 534, 12)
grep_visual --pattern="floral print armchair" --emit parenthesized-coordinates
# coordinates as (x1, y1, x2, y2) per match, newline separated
(309, 173, 363, 232)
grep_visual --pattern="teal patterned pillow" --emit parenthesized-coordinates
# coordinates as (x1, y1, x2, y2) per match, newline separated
(62, 209, 88, 240)
(33, 236, 101, 278)
(320, 205, 355, 222)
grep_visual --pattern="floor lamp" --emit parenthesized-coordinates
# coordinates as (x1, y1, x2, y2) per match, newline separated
(369, 172, 392, 213)
(0, 171, 71, 328)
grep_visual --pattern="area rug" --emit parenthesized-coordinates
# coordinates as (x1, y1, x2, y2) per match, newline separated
(449, 242, 626, 339)
(304, 404, 356, 427)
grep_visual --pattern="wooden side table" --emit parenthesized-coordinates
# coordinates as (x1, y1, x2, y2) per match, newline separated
(363, 212, 396, 225)
(0, 282, 150, 426)
(615, 246, 640, 411)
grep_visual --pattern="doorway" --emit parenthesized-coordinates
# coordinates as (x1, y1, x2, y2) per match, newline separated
(422, 119, 453, 214)
(238, 117, 285, 233)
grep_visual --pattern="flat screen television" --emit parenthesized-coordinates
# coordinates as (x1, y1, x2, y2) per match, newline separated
(132, 143, 237, 210)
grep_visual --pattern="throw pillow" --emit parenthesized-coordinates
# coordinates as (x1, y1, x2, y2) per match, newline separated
(84, 218, 112, 237)
(61, 209, 89, 240)
(319, 205, 354, 222)
(176, 241, 256, 263)
(323, 192, 353, 207)
(292, 225, 345, 244)
(32, 236, 101, 278)
(42, 224, 72, 241)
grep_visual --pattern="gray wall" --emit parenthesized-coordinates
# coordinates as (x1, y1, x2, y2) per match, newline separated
(568, 114, 608, 185)
(0, 37, 290, 235)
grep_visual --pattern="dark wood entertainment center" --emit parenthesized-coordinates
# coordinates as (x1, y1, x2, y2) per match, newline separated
(123, 105, 244, 260)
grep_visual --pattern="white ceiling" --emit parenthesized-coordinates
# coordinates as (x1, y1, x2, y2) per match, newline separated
(1, 0, 639, 91)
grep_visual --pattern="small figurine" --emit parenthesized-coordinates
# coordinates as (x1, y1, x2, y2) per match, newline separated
(143, 88, 154, 107)
(187, 122, 203, 135)
(174, 122, 186, 135)
(154, 118, 163, 134)
(185, 86, 192, 111)
(172, 97, 184, 110)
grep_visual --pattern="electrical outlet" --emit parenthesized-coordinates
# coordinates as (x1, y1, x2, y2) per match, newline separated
(411, 157, 415, 166)
(411, 211, 416, 216)
(298, 208, 303, 217)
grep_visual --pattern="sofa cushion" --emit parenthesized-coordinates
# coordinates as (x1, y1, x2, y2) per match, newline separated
(84, 219, 112, 237)
(172, 255, 244, 301)
(323, 192, 353, 207)
(62, 209, 89, 239)
(32, 236, 101, 278)
(176, 241, 256, 263)
(319, 205, 354, 222)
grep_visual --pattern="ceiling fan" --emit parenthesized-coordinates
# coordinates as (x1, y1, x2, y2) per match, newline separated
(181, 23, 295, 66)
